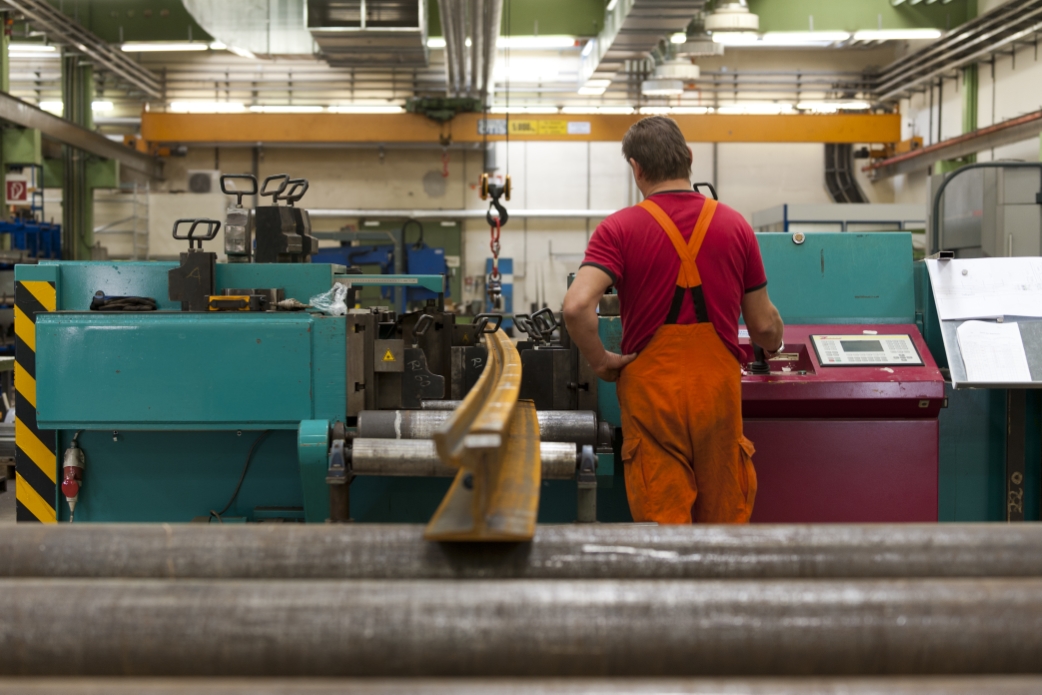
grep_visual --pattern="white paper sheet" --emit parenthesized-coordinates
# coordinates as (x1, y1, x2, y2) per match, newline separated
(926, 257, 1042, 321)
(956, 320, 1032, 384)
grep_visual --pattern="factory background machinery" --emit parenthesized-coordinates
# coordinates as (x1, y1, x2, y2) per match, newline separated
(14, 176, 962, 527)
(4, 0, 1042, 691)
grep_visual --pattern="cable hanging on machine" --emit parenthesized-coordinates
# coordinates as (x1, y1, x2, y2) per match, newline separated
(403, 218, 425, 250)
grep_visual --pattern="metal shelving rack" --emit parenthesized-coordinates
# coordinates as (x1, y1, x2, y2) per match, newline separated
(93, 181, 150, 260)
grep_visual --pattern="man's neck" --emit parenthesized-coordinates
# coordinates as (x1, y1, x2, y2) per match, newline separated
(641, 179, 694, 198)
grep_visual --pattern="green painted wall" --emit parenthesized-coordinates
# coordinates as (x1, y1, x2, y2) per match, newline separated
(746, 0, 976, 32)
(43, 0, 211, 43)
(430, 0, 607, 38)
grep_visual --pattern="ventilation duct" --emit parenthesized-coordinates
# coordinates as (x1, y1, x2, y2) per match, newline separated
(581, 0, 706, 87)
(437, 0, 503, 100)
(308, 0, 429, 67)
(182, 0, 314, 57)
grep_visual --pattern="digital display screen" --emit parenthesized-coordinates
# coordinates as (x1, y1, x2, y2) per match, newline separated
(840, 340, 883, 353)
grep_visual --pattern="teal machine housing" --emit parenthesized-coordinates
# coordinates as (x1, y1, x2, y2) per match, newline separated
(20, 231, 1022, 524)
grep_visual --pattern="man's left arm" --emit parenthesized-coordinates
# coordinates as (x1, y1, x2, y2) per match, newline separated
(562, 266, 636, 382)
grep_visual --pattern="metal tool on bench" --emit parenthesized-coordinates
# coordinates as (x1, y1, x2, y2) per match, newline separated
(253, 174, 319, 263)
(167, 218, 220, 311)
(221, 174, 257, 263)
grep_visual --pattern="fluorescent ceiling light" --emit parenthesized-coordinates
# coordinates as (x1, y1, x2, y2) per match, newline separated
(797, 100, 871, 112)
(248, 105, 325, 114)
(639, 106, 712, 115)
(169, 101, 246, 113)
(717, 102, 794, 115)
(641, 79, 684, 97)
(427, 37, 447, 49)
(578, 79, 612, 96)
(121, 41, 209, 52)
(489, 106, 560, 114)
(561, 106, 634, 115)
(714, 31, 849, 47)
(329, 105, 404, 114)
(762, 31, 849, 45)
(92, 101, 114, 112)
(713, 31, 759, 45)
(670, 33, 688, 44)
(498, 35, 578, 49)
(853, 29, 942, 42)
(227, 45, 257, 59)
(9, 43, 56, 54)
(38, 100, 62, 114)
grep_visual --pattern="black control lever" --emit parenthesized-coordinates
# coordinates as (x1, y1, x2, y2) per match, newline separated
(220, 174, 258, 207)
(260, 174, 290, 203)
(749, 344, 771, 375)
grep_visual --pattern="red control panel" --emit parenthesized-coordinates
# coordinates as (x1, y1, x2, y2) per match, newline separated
(739, 324, 945, 418)
(738, 324, 944, 523)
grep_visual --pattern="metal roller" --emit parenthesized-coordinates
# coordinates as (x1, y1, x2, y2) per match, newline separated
(4, 524, 1042, 580)
(357, 409, 599, 447)
(0, 677, 1040, 694)
(2, 577, 1042, 676)
(350, 439, 577, 480)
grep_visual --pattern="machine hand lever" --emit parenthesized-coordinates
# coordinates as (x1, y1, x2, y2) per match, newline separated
(220, 174, 258, 207)
(749, 344, 771, 375)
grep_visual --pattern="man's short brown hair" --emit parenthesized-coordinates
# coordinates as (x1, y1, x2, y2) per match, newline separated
(621, 116, 692, 184)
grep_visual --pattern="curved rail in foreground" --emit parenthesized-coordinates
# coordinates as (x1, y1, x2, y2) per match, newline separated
(426, 327, 540, 541)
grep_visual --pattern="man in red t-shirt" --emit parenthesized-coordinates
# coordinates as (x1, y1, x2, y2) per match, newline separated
(563, 116, 784, 524)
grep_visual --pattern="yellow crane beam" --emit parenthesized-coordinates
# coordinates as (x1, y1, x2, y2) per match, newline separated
(140, 112, 901, 145)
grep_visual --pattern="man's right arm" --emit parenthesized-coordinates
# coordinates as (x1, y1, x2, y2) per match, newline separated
(741, 287, 784, 356)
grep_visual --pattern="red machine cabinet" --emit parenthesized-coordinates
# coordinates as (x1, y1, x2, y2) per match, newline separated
(740, 324, 944, 523)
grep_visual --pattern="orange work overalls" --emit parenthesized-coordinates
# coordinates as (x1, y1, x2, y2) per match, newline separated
(616, 197, 757, 524)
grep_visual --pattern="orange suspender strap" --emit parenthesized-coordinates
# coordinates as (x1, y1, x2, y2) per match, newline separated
(638, 197, 719, 324)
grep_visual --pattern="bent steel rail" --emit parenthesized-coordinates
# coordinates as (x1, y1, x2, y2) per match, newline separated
(425, 327, 541, 541)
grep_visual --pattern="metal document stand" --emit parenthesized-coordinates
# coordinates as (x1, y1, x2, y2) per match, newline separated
(938, 315, 1042, 522)
(929, 162, 1042, 523)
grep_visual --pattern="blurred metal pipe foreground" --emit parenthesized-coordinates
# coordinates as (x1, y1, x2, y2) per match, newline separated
(0, 677, 1041, 694)
(5, 523, 1042, 579)
(2, 578, 1042, 676)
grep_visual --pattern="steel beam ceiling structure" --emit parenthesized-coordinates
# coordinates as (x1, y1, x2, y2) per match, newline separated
(0, 92, 161, 179)
(864, 109, 1042, 179)
(871, 0, 1042, 103)
(3, 0, 161, 98)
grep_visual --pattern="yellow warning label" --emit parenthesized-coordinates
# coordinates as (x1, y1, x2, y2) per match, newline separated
(382, 349, 396, 362)
(509, 119, 569, 136)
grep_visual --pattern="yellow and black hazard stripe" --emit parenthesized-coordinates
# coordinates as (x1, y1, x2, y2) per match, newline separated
(14, 280, 57, 523)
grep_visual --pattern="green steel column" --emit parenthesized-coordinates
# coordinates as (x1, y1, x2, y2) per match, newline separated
(61, 52, 93, 260)
(936, 65, 978, 174)
(961, 64, 978, 165)
(0, 17, 8, 222)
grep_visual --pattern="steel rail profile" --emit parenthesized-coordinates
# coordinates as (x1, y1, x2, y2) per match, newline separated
(425, 326, 540, 541)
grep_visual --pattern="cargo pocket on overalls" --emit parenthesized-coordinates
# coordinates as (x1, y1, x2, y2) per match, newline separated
(621, 436, 646, 494)
(738, 435, 758, 510)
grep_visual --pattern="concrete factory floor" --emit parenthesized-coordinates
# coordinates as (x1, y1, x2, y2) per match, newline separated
(0, 486, 15, 524)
